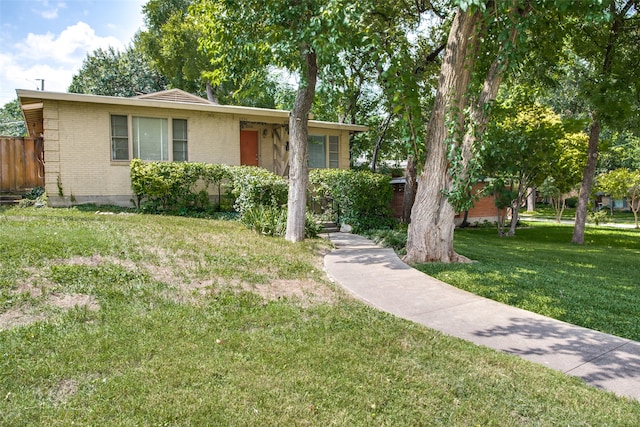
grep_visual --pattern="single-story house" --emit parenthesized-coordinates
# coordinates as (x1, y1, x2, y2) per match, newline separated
(17, 88, 367, 207)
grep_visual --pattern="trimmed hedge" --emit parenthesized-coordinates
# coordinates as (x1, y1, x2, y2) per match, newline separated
(130, 161, 392, 235)
(130, 159, 230, 212)
(226, 166, 288, 215)
(309, 169, 395, 232)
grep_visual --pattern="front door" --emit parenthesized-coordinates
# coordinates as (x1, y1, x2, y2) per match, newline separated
(240, 130, 259, 166)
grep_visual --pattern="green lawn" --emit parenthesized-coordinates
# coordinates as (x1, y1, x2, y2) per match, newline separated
(1, 207, 639, 425)
(416, 223, 640, 341)
(521, 206, 638, 225)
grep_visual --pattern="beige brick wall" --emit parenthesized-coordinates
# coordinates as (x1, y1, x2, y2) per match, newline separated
(42, 100, 357, 207)
(44, 101, 251, 206)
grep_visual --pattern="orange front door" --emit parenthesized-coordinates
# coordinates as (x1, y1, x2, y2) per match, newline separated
(240, 130, 259, 166)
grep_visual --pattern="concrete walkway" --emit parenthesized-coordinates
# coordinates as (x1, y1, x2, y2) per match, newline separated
(323, 232, 640, 401)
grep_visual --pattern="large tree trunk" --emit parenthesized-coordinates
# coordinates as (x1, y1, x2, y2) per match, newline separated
(572, 118, 600, 244)
(404, 6, 519, 263)
(403, 8, 481, 264)
(285, 49, 317, 243)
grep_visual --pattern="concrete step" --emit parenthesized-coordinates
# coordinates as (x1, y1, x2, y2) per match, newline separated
(0, 194, 22, 205)
(318, 221, 339, 233)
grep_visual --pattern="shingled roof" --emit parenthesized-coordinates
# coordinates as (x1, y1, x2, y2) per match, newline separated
(134, 88, 214, 105)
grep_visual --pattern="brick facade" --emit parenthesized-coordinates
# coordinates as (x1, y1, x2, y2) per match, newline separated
(391, 181, 504, 225)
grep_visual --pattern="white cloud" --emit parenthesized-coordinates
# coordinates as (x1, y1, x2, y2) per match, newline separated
(1, 21, 126, 105)
(39, 8, 58, 19)
(35, 0, 66, 19)
(0, 51, 77, 101)
(17, 21, 124, 64)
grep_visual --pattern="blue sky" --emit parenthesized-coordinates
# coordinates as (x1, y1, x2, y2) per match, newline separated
(0, 0, 146, 106)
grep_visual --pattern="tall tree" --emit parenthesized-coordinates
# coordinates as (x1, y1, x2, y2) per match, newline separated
(567, 0, 640, 244)
(194, 0, 367, 242)
(480, 99, 571, 235)
(140, 0, 281, 106)
(596, 168, 640, 226)
(404, 1, 526, 263)
(139, 0, 212, 99)
(69, 45, 168, 97)
(0, 99, 26, 137)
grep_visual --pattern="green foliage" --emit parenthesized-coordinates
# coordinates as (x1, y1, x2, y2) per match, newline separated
(309, 169, 394, 232)
(240, 205, 287, 236)
(481, 98, 565, 186)
(129, 159, 230, 212)
(598, 131, 640, 172)
(241, 205, 320, 238)
(139, 0, 281, 106)
(226, 166, 288, 215)
(0, 99, 26, 136)
(587, 209, 608, 225)
(597, 168, 635, 201)
(565, 197, 578, 209)
(17, 188, 47, 208)
(22, 186, 45, 200)
(596, 168, 640, 227)
(363, 226, 408, 255)
(69, 46, 168, 96)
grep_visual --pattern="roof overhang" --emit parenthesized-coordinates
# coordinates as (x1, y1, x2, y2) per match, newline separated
(19, 96, 44, 137)
(16, 89, 368, 137)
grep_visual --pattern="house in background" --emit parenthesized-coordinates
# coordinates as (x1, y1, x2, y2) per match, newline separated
(390, 179, 505, 225)
(18, 88, 366, 207)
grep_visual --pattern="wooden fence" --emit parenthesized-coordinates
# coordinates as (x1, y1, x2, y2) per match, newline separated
(0, 137, 44, 193)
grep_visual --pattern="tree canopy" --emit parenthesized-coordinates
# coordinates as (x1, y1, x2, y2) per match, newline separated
(69, 45, 168, 97)
(0, 99, 26, 137)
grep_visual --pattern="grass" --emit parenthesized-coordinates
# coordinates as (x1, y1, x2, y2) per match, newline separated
(415, 222, 640, 341)
(521, 206, 637, 225)
(1, 207, 640, 425)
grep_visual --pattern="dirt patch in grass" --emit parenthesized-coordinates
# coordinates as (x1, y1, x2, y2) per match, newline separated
(3, 263, 101, 330)
(46, 378, 79, 406)
(242, 279, 341, 307)
(49, 293, 100, 311)
(0, 292, 100, 331)
(14, 267, 55, 298)
(0, 306, 47, 330)
(163, 277, 343, 308)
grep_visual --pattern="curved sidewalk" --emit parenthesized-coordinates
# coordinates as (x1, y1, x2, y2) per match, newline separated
(323, 232, 640, 401)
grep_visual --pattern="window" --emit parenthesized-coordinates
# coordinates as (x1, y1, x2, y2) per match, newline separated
(308, 135, 326, 168)
(110, 115, 188, 162)
(133, 117, 168, 161)
(172, 119, 188, 161)
(111, 115, 129, 161)
(329, 135, 339, 168)
(308, 134, 340, 168)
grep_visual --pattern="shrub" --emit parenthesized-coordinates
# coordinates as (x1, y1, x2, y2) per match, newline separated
(588, 210, 608, 225)
(309, 169, 395, 233)
(241, 205, 321, 238)
(241, 205, 287, 236)
(226, 166, 289, 215)
(130, 160, 230, 212)
(23, 186, 45, 200)
(565, 197, 578, 208)
(18, 189, 47, 208)
(363, 227, 408, 255)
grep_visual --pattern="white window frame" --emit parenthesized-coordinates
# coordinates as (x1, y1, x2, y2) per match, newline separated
(308, 134, 340, 169)
(110, 114, 188, 162)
